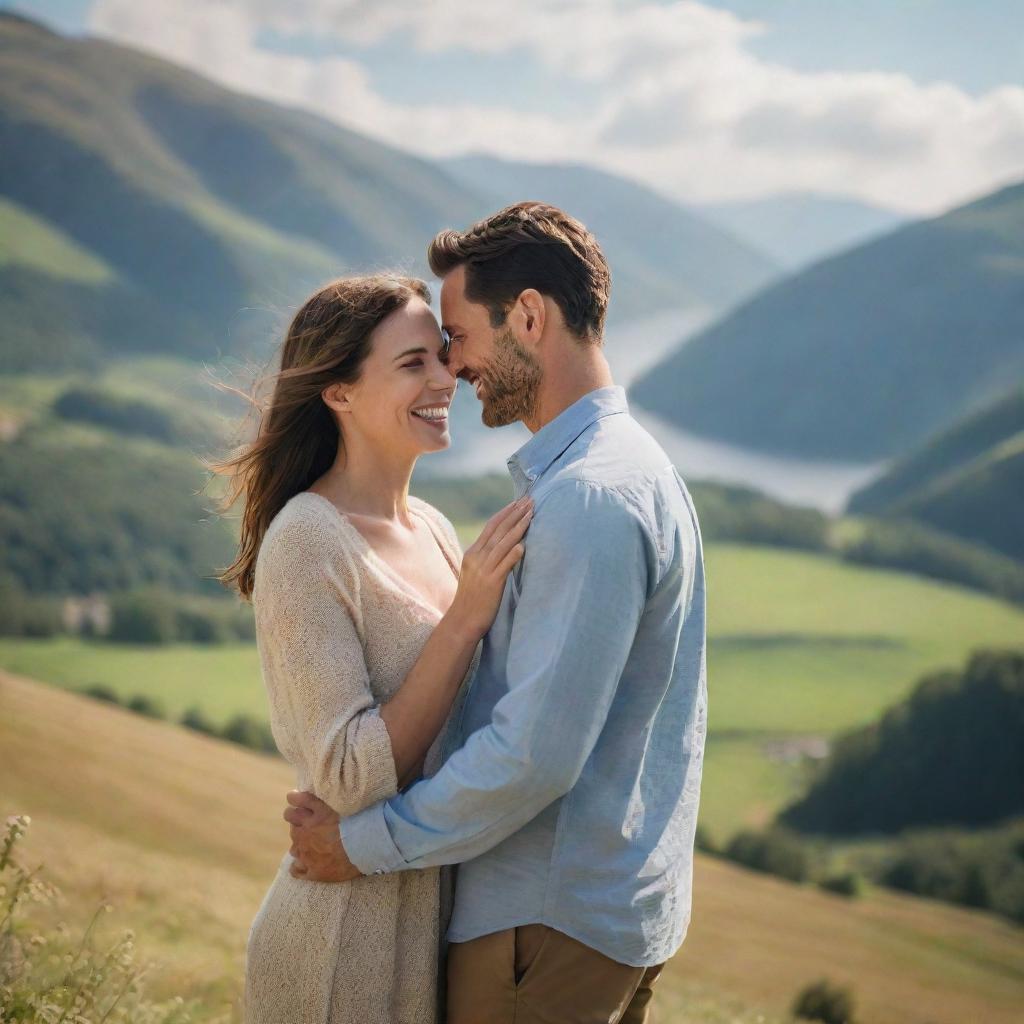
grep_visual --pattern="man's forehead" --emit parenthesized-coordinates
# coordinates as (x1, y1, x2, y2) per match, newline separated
(439, 267, 471, 326)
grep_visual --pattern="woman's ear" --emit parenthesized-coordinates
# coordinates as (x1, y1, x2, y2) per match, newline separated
(321, 381, 352, 415)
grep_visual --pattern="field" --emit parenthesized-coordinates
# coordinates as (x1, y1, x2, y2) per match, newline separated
(3, 542, 1023, 841)
(4, 669, 1023, 1024)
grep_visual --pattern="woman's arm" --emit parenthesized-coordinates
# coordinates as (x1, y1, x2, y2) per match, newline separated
(381, 497, 532, 786)
(256, 498, 531, 812)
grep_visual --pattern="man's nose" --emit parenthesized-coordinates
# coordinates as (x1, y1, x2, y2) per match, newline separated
(444, 345, 466, 377)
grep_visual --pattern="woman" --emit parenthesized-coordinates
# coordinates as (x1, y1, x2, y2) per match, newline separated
(216, 274, 532, 1024)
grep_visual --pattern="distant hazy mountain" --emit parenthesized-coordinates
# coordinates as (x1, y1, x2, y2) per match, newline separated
(443, 155, 779, 323)
(849, 387, 1024, 562)
(631, 178, 1024, 462)
(700, 192, 908, 271)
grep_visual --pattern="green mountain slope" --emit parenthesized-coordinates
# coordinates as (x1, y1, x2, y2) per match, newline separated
(631, 179, 1024, 461)
(849, 388, 1024, 561)
(444, 154, 779, 322)
(849, 386, 1023, 508)
(889, 433, 1024, 562)
(1, 15, 779, 374)
(0, 13, 483, 370)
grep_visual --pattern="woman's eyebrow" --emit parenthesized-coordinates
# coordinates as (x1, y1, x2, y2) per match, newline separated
(393, 347, 429, 361)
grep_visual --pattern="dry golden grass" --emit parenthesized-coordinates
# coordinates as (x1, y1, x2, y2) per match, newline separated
(2, 669, 1022, 1023)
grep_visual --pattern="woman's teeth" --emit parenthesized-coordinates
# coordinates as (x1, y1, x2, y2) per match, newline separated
(412, 406, 449, 423)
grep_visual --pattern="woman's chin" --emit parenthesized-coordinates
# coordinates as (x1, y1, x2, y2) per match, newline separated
(414, 432, 452, 455)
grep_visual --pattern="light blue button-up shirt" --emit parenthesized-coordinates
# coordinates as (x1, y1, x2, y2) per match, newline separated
(341, 385, 708, 967)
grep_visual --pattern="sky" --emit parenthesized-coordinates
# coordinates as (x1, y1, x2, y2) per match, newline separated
(11, 0, 1024, 215)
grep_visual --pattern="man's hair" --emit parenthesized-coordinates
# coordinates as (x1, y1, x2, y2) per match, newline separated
(427, 201, 611, 342)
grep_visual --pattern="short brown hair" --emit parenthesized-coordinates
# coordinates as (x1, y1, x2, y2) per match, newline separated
(428, 201, 611, 342)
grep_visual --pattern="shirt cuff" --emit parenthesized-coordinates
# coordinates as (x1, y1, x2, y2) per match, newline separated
(340, 800, 408, 876)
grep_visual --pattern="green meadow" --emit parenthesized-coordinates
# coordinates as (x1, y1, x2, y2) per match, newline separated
(4, 541, 1022, 840)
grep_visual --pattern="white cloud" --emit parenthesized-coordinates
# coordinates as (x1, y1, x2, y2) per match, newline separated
(88, 0, 1024, 214)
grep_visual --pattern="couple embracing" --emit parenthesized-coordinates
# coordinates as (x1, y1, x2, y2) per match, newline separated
(219, 202, 708, 1024)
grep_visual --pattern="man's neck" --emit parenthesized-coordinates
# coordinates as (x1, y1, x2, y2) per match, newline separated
(525, 343, 615, 434)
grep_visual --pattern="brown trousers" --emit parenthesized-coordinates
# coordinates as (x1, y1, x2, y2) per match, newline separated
(446, 924, 664, 1024)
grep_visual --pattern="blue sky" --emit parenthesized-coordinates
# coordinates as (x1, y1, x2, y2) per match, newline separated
(11, 1, 1024, 213)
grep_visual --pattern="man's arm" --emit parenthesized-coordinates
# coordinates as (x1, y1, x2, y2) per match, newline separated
(340, 481, 653, 875)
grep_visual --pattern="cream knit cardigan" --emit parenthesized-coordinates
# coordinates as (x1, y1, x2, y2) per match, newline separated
(244, 490, 473, 1024)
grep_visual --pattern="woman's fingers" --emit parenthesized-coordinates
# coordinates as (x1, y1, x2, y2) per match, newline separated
(485, 505, 533, 568)
(496, 542, 526, 577)
(474, 498, 526, 549)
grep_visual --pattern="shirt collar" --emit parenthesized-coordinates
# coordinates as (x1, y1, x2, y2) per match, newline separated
(507, 385, 628, 494)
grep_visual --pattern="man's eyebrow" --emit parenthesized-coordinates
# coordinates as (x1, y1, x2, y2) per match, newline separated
(393, 347, 429, 361)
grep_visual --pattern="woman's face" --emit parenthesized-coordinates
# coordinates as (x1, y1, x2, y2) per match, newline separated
(336, 297, 457, 457)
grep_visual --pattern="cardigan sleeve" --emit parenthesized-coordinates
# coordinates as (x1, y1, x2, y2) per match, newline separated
(253, 515, 398, 817)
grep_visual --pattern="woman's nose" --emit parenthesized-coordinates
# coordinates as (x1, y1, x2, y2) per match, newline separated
(429, 361, 458, 390)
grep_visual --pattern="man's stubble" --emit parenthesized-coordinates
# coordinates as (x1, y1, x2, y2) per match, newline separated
(478, 325, 542, 429)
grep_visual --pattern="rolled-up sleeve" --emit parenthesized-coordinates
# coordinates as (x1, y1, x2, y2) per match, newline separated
(342, 481, 650, 874)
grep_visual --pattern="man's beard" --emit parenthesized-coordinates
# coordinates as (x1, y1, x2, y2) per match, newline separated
(476, 326, 542, 428)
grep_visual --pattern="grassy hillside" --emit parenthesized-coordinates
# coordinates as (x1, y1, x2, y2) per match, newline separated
(443, 155, 779, 319)
(4, 669, 1023, 1024)
(631, 177, 1024, 461)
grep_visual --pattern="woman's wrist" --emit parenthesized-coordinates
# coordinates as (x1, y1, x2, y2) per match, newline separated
(437, 600, 486, 648)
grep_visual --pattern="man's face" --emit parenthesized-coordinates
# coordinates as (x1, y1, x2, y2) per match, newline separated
(440, 265, 542, 429)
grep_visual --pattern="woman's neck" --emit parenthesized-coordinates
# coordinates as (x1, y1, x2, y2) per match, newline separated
(314, 442, 417, 523)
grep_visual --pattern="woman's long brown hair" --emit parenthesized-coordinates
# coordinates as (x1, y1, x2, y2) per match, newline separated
(210, 274, 430, 599)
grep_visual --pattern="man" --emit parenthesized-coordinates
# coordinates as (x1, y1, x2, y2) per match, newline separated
(286, 202, 708, 1023)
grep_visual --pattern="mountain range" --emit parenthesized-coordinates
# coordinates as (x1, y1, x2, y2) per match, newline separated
(699, 192, 908, 271)
(0, 12, 773, 374)
(631, 177, 1024, 462)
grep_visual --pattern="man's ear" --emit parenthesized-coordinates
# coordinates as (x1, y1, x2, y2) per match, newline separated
(514, 289, 546, 349)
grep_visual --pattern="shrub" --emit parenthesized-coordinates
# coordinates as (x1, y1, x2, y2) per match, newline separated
(104, 589, 255, 646)
(792, 978, 856, 1023)
(0, 587, 64, 637)
(108, 590, 178, 644)
(690, 482, 830, 551)
(723, 828, 811, 883)
(840, 518, 1024, 604)
(694, 823, 718, 855)
(819, 872, 864, 899)
(878, 823, 1024, 923)
(180, 706, 218, 736)
(221, 714, 277, 754)
(126, 694, 167, 719)
(83, 684, 121, 704)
